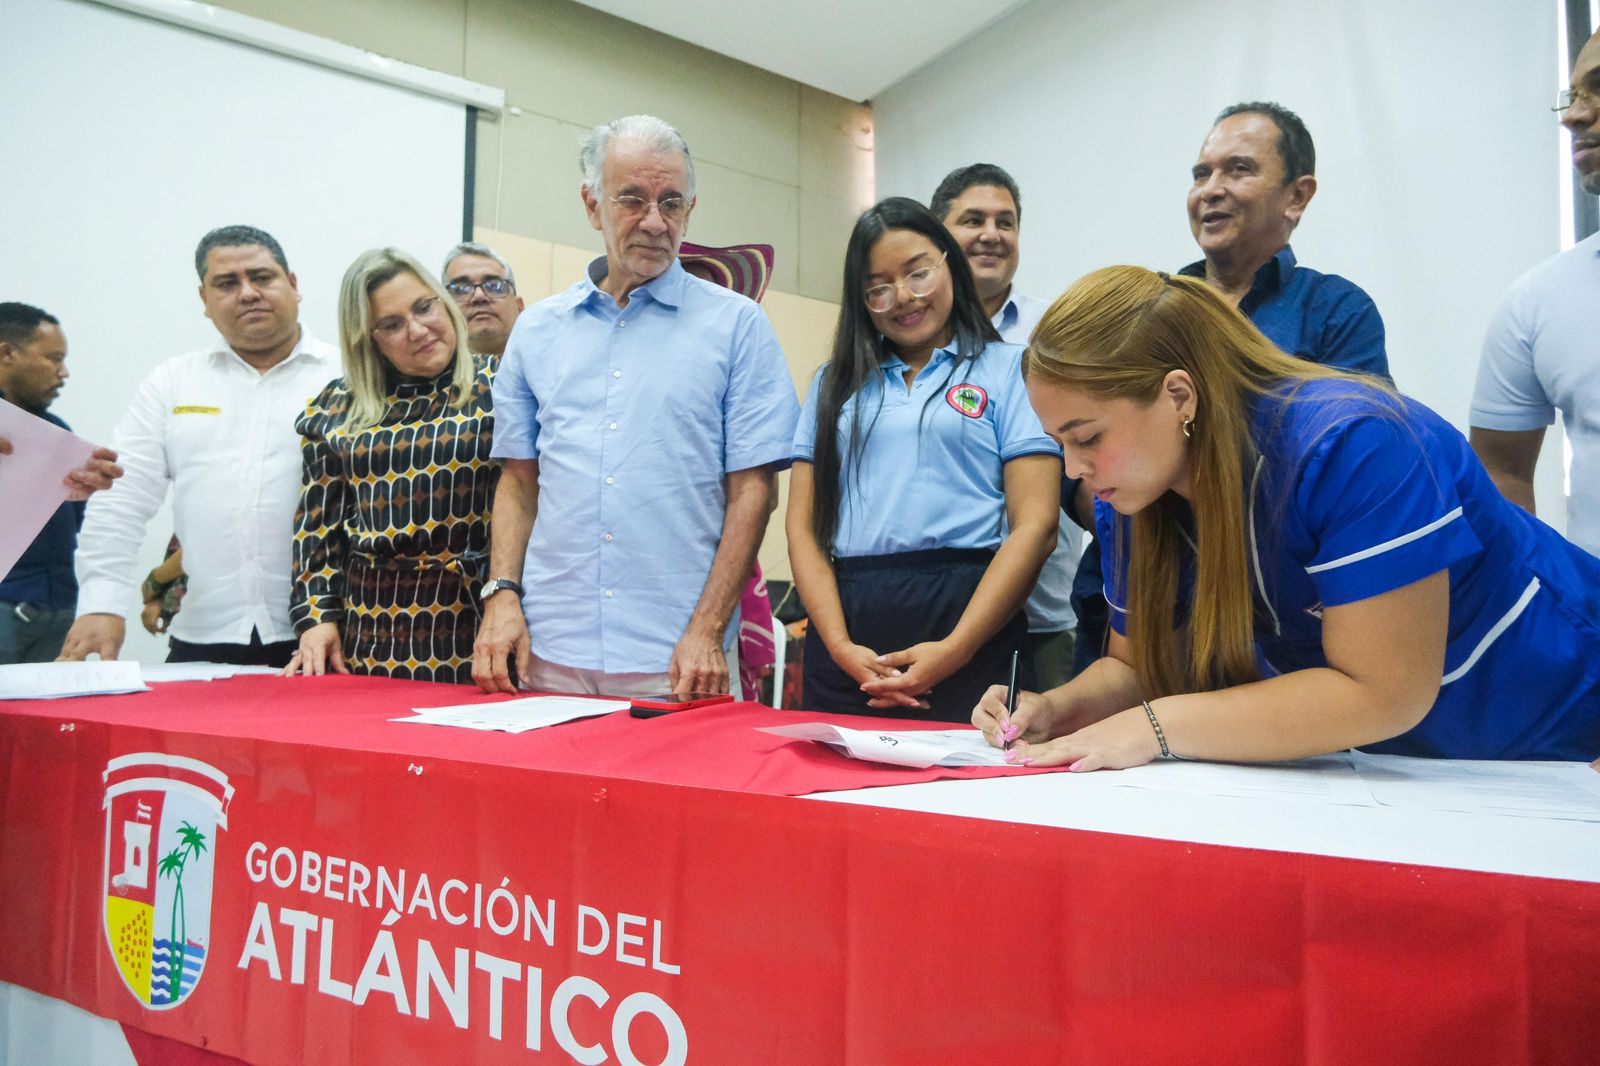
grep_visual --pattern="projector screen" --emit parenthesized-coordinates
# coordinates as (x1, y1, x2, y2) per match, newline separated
(0, 0, 472, 661)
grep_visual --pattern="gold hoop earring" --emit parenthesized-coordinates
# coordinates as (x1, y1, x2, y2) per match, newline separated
(1181, 417, 1195, 439)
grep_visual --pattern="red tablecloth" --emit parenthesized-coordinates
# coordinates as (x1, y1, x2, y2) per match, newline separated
(3, 675, 1598, 1065)
(15, 673, 1055, 796)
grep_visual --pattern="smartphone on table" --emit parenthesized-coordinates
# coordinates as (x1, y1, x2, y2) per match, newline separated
(628, 692, 736, 718)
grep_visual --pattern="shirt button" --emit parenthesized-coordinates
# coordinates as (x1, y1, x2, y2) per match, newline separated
(617, 320, 627, 329)
(608, 422, 618, 430)
(612, 370, 622, 378)
(605, 589, 615, 598)
(603, 533, 614, 542)
(605, 476, 615, 485)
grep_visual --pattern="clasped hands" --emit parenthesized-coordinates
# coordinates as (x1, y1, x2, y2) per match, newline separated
(834, 638, 967, 710)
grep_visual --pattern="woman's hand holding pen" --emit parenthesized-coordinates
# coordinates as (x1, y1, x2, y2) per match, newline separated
(999, 708, 1164, 772)
(972, 685, 1057, 748)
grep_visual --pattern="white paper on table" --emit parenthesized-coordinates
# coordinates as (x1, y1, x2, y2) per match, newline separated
(1104, 754, 1379, 807)
(757, 723, 1010, 769)
(0, 401, 97, 578)
(140, 662, 242, 682)
(1350, 750, 1600, 822)
(0, 660, 149, 699)
(392, 696, 631, 733)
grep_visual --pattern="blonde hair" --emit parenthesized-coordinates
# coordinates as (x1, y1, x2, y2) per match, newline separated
(336, 248, 476, 431)
(1024, 265, 1377, 698)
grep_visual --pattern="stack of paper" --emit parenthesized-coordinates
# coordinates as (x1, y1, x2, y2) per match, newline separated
(141, 662, 243, 682)
(1107, 755, 1376, 807)
(757, 723, 1009, 769)
(0, 402, 97, 577)
(392, 696, 630, 733)
(0, 661, 149, 700)
(764, 724, 1600, 823)
(1349, 750, 1600, 821)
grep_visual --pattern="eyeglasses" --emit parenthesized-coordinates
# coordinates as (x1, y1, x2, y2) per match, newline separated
(372, 296, 444, 339)
(446, 277, 514, 299)
(864, 252, 948, 313)
(609, 195, 689, 222)
(1553, 87, 1599, 116)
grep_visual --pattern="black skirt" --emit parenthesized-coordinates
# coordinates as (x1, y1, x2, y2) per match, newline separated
(801, 547, 1027, 723)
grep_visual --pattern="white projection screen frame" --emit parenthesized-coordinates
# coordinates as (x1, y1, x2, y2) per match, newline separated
(1, 0, 500, 661)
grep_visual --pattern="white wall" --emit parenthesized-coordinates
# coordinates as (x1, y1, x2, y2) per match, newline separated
(1, 0, 468, 661)
(874, 0, 1569, 530)
(209, 0, 874, 305)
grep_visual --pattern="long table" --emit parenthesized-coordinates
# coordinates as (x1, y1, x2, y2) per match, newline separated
(3, 675, 1598, 1064)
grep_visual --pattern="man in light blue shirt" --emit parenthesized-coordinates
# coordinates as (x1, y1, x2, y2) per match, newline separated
(933, 163, 1079, 689)
(475, 115, 799, 698)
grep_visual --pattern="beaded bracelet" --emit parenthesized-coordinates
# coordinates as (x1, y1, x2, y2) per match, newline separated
(1141, 699, 1173, 759)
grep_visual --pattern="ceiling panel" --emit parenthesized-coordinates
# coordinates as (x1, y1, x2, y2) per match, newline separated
(568, 0, 1037, 101)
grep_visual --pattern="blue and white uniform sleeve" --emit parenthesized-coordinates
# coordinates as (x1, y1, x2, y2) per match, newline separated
(723, 304, 800, 473)
(1095, 499, 1133, 636)
(1295, 412, 1481, 607)
(489, 324, 540, 461)
(990, 344, 1061, 462)
(791, 365, 825, 463)
(1469, 286, 1553, 431)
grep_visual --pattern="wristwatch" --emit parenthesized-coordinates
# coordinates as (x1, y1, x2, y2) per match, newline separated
(480, 578, 525, 603)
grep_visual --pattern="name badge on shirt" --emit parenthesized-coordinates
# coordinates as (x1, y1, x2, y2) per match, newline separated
(945, 384, 988, 418)
(172, 405, 221, 415)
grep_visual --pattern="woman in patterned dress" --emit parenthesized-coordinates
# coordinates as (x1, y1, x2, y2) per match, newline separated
(285, 248, 498, 683)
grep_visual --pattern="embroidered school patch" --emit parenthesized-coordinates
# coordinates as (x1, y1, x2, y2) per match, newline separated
(944, 384, 988, 418)
(171, 406, 221, 415)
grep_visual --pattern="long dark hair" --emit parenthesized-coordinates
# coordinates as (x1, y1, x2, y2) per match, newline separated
(810, 197, 1000, 549)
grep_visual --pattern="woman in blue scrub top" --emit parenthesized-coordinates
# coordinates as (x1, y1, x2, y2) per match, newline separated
(787, 198, 1062, 721)
(973, 265, 1600, 766)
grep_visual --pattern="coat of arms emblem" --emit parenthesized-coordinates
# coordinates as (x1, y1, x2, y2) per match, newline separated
(102, 753, 232, 1009)
(944, 383, 988, 418)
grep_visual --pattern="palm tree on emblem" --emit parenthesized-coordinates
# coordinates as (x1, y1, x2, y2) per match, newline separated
(156, 821, 208, 1002)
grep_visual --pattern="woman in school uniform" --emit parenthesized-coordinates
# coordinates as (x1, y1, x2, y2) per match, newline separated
(973, 265, 1600, 766)
(786, 198, 1061, 721)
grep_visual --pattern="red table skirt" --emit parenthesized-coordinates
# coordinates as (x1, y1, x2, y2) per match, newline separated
(3, 676, 1597, 1064)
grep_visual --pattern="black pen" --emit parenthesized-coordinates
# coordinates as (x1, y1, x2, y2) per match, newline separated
(1003, 649, 1019, 749)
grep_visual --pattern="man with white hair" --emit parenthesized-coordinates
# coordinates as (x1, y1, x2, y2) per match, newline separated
(474, 115, 799, 697)
(442, 241, 524, 360)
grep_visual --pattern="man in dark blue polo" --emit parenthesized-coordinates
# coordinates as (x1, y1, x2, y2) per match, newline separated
(0, 302, 84, 662)
(1070, 102, 1392, 674)
(1178, 100, 1390, 376)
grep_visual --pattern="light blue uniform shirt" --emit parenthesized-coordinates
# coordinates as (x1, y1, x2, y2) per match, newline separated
(492, 258, 800, 673)
(1101, 379, 1600, 760)
(794, 340, 1059, 557)
(994, 289, 1050, 345)
(994, 291, 1078, 634)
